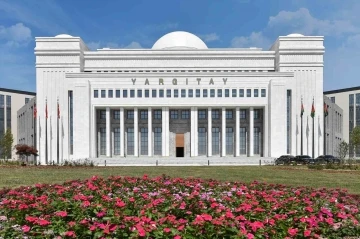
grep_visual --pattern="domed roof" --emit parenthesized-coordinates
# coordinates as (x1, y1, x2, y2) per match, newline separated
(287, 33, 304, 37)
(55, 34, 73, 38)
(152, 31, 208, 50)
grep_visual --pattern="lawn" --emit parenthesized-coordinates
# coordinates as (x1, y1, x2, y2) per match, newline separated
(1, 165, 359, 194)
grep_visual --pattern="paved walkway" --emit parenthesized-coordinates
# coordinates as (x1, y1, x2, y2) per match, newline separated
(90, 156, 275, 166)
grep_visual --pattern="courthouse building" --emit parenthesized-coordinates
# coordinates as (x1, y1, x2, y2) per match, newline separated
(34, 31, 325, 164)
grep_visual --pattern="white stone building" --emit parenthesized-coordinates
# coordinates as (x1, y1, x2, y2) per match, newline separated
(34, 31, 325, 164)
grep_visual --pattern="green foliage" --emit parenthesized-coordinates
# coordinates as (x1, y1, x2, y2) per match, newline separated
(337, 140, 349, 161)
(62, 158, 96, 167)
(350, 126, 360, 156)
(0, 128, 14, 160)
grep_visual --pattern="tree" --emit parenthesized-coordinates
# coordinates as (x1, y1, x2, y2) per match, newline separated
(350, 126, 360, 158)
(337, 140, 349, 162)
(0, 128, 14, 160)
(14, 144, 38, 164)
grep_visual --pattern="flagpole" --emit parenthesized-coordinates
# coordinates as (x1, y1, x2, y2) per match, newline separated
(312, 97, 315, 159)
(45, 98, 48, 165)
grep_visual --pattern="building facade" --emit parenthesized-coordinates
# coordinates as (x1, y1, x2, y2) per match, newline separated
(323, 96, 343, 157)
(0, 88, 36, 159)
(35, 31, 325, 164)
(324, 86, 360, 157)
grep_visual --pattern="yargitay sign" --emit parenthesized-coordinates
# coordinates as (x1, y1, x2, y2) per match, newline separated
(131, 78, 229, 85)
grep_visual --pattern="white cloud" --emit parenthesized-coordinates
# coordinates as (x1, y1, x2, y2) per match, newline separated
(199, 33, 220, 42)
(0, 23, 32, 47)
(86, 41, 101, 50)
(231, 32, 271, 49)
(86, 41, 142, 50)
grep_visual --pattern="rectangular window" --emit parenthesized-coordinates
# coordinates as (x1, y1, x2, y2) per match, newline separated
(198, 127, 207, 155)
(212, 127, 220, 155)
(240, 127, 246, 155)
(69, 91, 73, 155)
(108, 90, 113, 98)
(232, 89, 237, 97)
(226, 127, 234, 155)
(114, 128, 120, 155)
(154, 127, 162, 155)
(240, 109, 246, 119)
(140, 128, 148, 155)
(217, 89, 222, 97)
(261, 89, 266, 97)
(101, 90, 106, 98)
(116, 90, 120, 98)
(181, 89, 186, 98)
(174, 89, 179, 98)
(254, 127, 260, 155)
(123, 90, 128, 98)
(188, 89, 193, 97)
(239, 89, 244, 97)
(254, 109, 260, 119)
(170, 110, 178, 119)
(167, 89, 171, 98)
(331, 96, 335, 103)
(100, 128, 106, 155)
(286, 90, 292, 154)
(196, 89, 200, 97)
(0, 95, 4, 139)
(140, 110, 148, 119)
(127, 128, 134, 155)
(210, 89, 215, 98)
(203, 89, 208, 98)
(226, 110, 233, 119)
(100, 110, 106, 119)
(25, 98, 30, 104)
(6, 95, 11, 132)
(198, 110, 206, 119)
(181, 110, 190, 119)
(254, 89, 259, 97)
(145, 89, 149, 98)
(152, 89, 157, 98)
(130, 90, 135, 98)
(113, 110, 120, 119)
(246, 89, 251, 97)
(137, 89, 142, 98)
(212, 110, 220, 119)
(154, 110, 162, 119)
(356, 94, 360, 156)
(159, 89, 164, 98)
(127, 110, 134, 119)
(225, 89, 230, 97)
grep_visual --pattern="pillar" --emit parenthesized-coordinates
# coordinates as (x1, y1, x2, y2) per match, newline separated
(194, 107, 198, 156)
(191, 107, 198, 157)
(134, 107, 138, 157)
(106, 107, 111, 157)
(162, 107, 169, 156)
(264, 106, 268, 157)
(235, 107, 240, 156)
(148, 107, 152, 157)
(221, 107, 226, 156)
(92, 107, 97, 157)
(208, 107, 212, 157)
(120, 108, 124, 157)
(249, 107, 254, 157)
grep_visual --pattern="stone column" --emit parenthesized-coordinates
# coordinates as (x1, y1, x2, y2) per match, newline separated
(148, 107, 152, 157)
(194, 107, 198, 156)
(162, 107, 169, 156)
(208, 107, 212, 157)
(221, 107, 226, 156)
(235, 107, 240, 156)
(263, 106, 268, 157)
(191, 107, 198, 157)
(249, 107, 254, 157)
(92, 107, 97, 157)
(120, 108, 124, 157)
(106, 107, 111, 157)
(134, 107, 138, 157)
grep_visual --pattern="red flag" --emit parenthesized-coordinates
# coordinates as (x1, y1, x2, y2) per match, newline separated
(33, 104, 37, 118)
(45, 102, 48, 119)
(311, 100, 315, 118)
(57, 102, 60, 119)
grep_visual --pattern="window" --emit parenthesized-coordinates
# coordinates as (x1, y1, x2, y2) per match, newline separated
(127, 110, 134, 119)
(100, 128, 106, 155)
(225, 89, 230, 97)
(101, 90, 106, 98)
(140, 110, 148, 119)
(113, 110, 120, 119)
(0, 95, 4, 140)
(331, 96, 335, 103)
(240, 109, 246, 119)
(254, 89, 259, 97)
(226, 110, 233, 119)
(137, 89, 142, 98)
(152, 89, 156, 98)
(198, 127, 206, 155)
(239, 89, 244, 97)
(174, 89, 179, 98)
(159, 89, 164, 98)
(167, 89, 171, 98)
(181, 89, 186, 98)
(198, 110, 206, 119)
(210, 89, 215, 98)
(240, 127, 246, 155)
(127, 128, 134, 155)
(226, 127, 233, 155)
(116, 90, 120, 98)
(170, 110, 178, 119)
(203, 89, 208, 98)
(154, 127, 162, 155)
(123, 90, 128, 98)
(100, 110, 106, 119)
(25, 98, 30, 104)
(114, 128, 120, 155)
(140, 128, 148, 155)
(217, 89, 222, 97)
(212, 110, 220, 119)
(196, 89, 200, 97)
(145, 90, 149, 98)
(254, 109, 260, 119)
(261, 89, 266, 97)
(232, 89, 237, 97)
(181, 110, 190, 119)
(212, 127, 220, 155)
(154, 110, 162, 119)
(287, 90, 292, 154)
(254, 127, 260, 154)
(94, 90, 98, 98)
(246, 89, 251, 97)
(68, 92, 73, 155)
(130, 90, 135, 98)
(188, 89, 193, 97)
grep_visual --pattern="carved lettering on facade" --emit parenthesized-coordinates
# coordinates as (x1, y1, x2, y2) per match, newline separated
(131, 78, 136, 85)
(196, 78, 201, 85)
(223, 78, 227, 85)
(172, 78, 177, 85)
(209, 78, 214, 85)
(145, 78, 149, 85)
(159, 78, 164, 85)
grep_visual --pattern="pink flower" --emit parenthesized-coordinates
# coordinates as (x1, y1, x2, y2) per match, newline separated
(64, 231, 76, 238)
(288, 228, 298, 236)
(304, 230, 311, 237)
(22, 225, 31, 233)
(164, 228, 171, 233)
(55, 211, 67, 217)
(247, 233, 254, 239)
(25, 216, 38, 223)
(174, 235, 181, 239)
(37, 218, 51, 226)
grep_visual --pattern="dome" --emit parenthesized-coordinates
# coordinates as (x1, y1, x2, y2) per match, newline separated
(55, 34, 73, 38)
(152, 31, 208, 50)
(287, 33, 304, 37)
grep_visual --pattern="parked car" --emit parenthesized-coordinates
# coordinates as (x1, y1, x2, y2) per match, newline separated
(295, 155, 314, 164)
(275, 155, 296, 165)
(315, 155, 340, 164)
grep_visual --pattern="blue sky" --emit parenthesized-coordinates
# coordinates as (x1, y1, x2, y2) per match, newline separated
(0, 0, 359, 92)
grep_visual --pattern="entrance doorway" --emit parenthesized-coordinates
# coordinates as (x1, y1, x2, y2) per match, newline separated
(176, 134, 184, 157)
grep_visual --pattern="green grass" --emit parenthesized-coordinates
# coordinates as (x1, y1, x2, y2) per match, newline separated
(1, 165, 359, 194)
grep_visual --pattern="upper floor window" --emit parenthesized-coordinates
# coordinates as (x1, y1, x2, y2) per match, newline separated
(226, 110, 233, 119)
(330, 96, 335, 103)
(152, 89, 157, 98)
(108, 90, 113, 98)
(203, 89, 208, 98)
(116, 90, 120, 98)
(239, 89, 244, 97)
(198, 110, 206, 119)
(25, 98, 30, 104)
(154, 110, 162, 119)
(181, 89, 186, 98)
(261, 89, 266, 97)
(145, 90, 149, 98)
(254, 109, 260, 119)
(140, 110, 148, 119)
(217, 89, 222, 97)
(181, 110, 190, 119)
(210, 89, 215, 98)
(225, 89, 230, 97)
(137, 89, 142, 98)
(170, 110, 178, 119)
(113, 110, 120, 119)
(167, 89, 171, 98)
(188, 89, 193, 98)
(159, 89, 164, 98)
(212, 110, 220, 119)
(232, 89, 237, 97)
(240, 109, 246, 119)
(246, 89, 251, 97)
(127, 110, 134, 119)
(196, 89, 201, 98)
(101, 90, 106, 98)
(174, 89, 179, 98)
(100, 110, 106, 119)
(123, 90, 128, 98)
(254, 89, 259, 97)
(94, 90, 98, 98)
(130, 90, 135, 98)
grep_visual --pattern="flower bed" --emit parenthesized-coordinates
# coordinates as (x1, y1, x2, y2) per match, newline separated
(0, 175, 359, 238)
